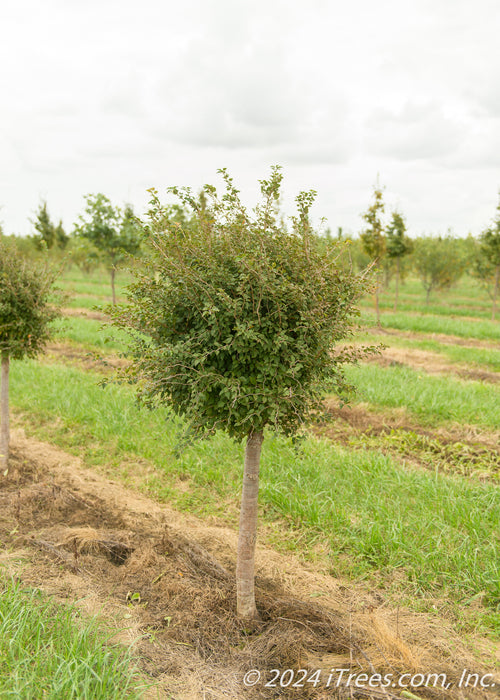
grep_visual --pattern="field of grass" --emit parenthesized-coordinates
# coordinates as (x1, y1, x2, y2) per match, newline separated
(8, 358, 500, 621)
(361, 310, 500, 340)
(355, 331, 500, 372)
(360, 276, 494, 317)
(2, 266, 499, 694)
(341, 363, 500, 428)
(0, 577, 146, 699)
(52, 316, 130, 351)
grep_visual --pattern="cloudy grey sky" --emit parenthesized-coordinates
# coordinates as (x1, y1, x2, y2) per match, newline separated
(1, 0, 499, 237)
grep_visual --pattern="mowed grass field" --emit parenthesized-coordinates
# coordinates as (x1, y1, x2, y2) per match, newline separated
(3, 265, 500, 693)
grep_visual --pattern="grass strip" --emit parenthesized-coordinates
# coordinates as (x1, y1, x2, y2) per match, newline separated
(0, 577, 147, 699)
(52, 317, 130, 352)
(361, 312, 500, 341)
(356, 332, 500, 373)
(8, 360, 500, 636)
(341, 363, 500, 429)
(360, 299, 494, 320)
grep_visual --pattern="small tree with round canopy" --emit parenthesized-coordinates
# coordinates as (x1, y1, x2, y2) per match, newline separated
(109, 168, 371, 620)
(74, 194, 142, 304)
(0, 239, 60, 471)
(413, 234, 465, 305)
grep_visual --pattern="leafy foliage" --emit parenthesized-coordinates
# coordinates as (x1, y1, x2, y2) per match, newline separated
(67, 237, 101, 274)
(74, 195, 141, 269)
(413, 235, 465, 303)
(32, 201, 68, 250)
(472, 194, 500, 318)
(471, 246, 498, 297)
(479, 193, 500, 267)
(110, 168, 372, 440)
(385, 211, 412, 262)
(0, 239, 60, 360)
(360, 187, 385, 261)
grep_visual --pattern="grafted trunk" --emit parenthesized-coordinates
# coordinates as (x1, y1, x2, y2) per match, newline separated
(0, 353, 9, 472)
(236, 430, 264, 620)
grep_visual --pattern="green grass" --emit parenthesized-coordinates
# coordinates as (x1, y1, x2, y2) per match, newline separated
(58, 269, 132, 300)
(65, 295, 110, 310)
(261, 438, 500, 606)
(360, 298, 495, 319)
(346, 429, 500, 480)
(341, 363, 500, 428)
(52, 317, 130, 352)
(361, 311, 500, 341)
(355, 332, 500, 373)
(0, 577, 147, 699)
(8, 359, 500, 635)
(361, 276, 494, 317)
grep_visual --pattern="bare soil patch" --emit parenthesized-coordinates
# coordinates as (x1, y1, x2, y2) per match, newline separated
(61, 307, 107, 320)
(322, 401, 499, 445)
(45, 341, 128, 373)
(318, 402, 500, 480)
(363, 346, 499, 384)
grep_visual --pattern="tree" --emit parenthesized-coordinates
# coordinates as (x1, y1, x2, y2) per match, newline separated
(32, 201, 68, 250)
(67, 237, 101, 275)
(74, 195, 142, 304)
(413, 235, 464, 304)
(0, 240, 60, 471)
(360, 187, 386, 325)
(109, 168, 372, 620)
(385, 210, 413, 311)
(471, 195, 500, 320)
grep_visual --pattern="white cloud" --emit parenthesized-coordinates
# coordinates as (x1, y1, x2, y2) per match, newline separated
(364, 102, 465, 161)
(0, 0, 499, 237)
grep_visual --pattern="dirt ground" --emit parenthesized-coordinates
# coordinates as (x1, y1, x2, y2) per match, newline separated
(363, 345, 499, 384)
(1, 431, 499, 699)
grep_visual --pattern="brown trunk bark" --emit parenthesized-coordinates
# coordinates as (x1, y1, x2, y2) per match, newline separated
(492, 265, 499, 321)
(110, 268, 117, 305)
(236, 430, 264, 620)
(1, 353, 9, 472)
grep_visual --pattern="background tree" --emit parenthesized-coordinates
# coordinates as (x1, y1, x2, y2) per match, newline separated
(471, 196, 500, 320)
(109, 168, 371, 620)
(385, 210, 413, 311)
(32, 201, 68, 250)
(0, 239, 60, 471)
(413, 235, 464, 304)
(67, 237, 101, 275)
(74, 195, 142, 303)
(360, 187, 385, 325)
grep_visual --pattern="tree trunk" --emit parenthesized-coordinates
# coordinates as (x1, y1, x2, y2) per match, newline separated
(0, 353, 9, 472)
(394, 258, 400, 312)
(110, 268, 117, 305)
(426, 287, 431, 305)
(492, 265, 499, 321)
(236, 430, 264, 620)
